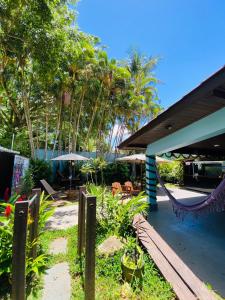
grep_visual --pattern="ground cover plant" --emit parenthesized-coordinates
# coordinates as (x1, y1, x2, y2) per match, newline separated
(40, 225, 175, 300)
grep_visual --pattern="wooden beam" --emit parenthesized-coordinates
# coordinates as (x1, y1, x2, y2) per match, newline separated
(212, 88, 225, 100)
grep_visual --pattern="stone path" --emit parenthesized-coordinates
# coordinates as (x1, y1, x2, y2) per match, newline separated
(49, 237, 67, 255)
(42, 203, 78, 300)
(42, 262, 71, 300)
(46, 204, 79, 230)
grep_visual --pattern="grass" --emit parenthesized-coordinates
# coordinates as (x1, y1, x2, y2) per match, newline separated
(158, 183, 181, 189)
(39, 225, 175, 300)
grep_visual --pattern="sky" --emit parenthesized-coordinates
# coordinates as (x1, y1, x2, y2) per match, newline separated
(75, 0, 225, 110)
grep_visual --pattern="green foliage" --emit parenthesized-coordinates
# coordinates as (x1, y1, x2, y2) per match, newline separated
(40, 224, 174, 300)
(20, 168, 35, 196)
(38, 192, 54, 234)
(0, 192, 53, 297)
(103, 162, 131, 185)
(81, 157, 107, 184)
(30, 158, 52, 186)
(158, 161, 184, 185)
(87, 184, 148, 238)
(122, 238, 144, 269)
(0, 1, 161, 157)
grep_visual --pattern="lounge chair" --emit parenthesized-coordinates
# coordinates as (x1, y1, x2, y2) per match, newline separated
(40, 179, 67, 200)
(124, 181, 141, 196)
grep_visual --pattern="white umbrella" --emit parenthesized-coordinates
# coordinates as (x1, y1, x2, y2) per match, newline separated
(116, 154, 171, 190)
(51, 153, 89, 189)
(51, 153, 90, 161)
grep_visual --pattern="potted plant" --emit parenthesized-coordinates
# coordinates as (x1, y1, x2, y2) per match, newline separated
(121, 237, 144, 283)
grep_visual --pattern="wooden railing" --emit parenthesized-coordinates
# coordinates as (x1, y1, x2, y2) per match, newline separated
(12, 188, 41, 300)
(77, 187, 97, 300)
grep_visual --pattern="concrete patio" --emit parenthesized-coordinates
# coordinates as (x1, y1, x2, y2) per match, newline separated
(148, 187, 225, 298)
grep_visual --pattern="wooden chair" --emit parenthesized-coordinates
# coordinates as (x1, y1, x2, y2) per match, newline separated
(111, 182, 129, 198)
(124, 181, 141, 196)
(40, 179, 67, 200)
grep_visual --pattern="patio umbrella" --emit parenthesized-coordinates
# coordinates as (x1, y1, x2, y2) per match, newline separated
(52, 153, 89, 189)
(116, 154, 171, 189)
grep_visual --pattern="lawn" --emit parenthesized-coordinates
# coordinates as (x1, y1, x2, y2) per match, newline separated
(40, 225, 175, 300)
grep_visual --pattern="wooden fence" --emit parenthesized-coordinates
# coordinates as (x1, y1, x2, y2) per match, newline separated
(77, 187, 97, 300)
(12, 188, 41, 300)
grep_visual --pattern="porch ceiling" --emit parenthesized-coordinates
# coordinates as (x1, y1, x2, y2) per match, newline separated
(119, 65, 225, 150)
(172, 132, 225, 156)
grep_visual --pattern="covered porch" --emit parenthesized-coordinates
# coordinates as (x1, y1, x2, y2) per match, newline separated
(119, 65, 225, 298)
(152, 186, 225, 297)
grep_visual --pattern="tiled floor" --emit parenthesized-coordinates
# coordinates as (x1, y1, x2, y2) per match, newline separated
(148, 187, 225, 298)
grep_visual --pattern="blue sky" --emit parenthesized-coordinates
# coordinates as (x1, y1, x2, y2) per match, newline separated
(75, 0, 225, 109)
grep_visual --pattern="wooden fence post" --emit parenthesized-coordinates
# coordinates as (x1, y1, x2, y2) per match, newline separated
(12, 201, 29, 300)
(84, 195, 96, 300)
(77, 187, 86, 257)
(29, 188, 41, 259)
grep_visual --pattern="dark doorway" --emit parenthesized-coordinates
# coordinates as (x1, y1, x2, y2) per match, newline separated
(0, 152, 14, 198)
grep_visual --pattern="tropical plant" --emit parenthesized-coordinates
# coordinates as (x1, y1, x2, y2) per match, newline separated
(20, 168, 34, 197)
(103, 162, 131, 185)
(158, 161, 184, 185)
(0, 192, 53, 295)
(30, 158, 52, 186)
(121, 237, 144, 270)
(0, 2, 161, 157)
(87, 184, 148, 237)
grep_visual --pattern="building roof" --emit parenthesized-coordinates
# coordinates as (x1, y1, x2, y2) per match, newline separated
(0, 146, 19, 154)
(119, 65, 225, 151)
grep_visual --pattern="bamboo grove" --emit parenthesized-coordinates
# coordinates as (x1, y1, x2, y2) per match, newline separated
(0, 0, 161, 158)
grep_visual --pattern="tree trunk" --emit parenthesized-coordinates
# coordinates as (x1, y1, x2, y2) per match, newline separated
(73, 87, 86, 152)
(52, 94, 63, 157)
(68, 92, 75, 153)
(44, 102, 49, 160)
(85, 82, 103, 147)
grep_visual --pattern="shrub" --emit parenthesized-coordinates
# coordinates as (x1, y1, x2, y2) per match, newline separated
(87, 184, 148, 238)
(30, 158, 52, 187)
(20, 168, 34, 197)
(0, 192, 53, 296)
(158, 161, 184, 185)
(103, 162, 131, 185)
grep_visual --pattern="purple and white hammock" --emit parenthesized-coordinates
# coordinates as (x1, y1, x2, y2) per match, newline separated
(156, 167, 225, 217)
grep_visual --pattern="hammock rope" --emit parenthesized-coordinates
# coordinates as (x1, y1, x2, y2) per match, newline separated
(155, 166, 225, 217)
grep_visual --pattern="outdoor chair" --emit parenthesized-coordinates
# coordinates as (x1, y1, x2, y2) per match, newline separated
(124, 181, 141, 196)
(40, 179, 67, 200)
(111, 182, 130, 199)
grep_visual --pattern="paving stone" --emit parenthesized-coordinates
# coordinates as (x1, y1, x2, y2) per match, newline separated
(46, 204, 78, 230)
(98, 236, 124, 256)
(49, 237, 67, 255)
(42, 262, 71, 300)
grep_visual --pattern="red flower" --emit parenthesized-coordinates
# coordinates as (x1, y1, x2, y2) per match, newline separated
(4, 205, 12, 218)
(17, 197, 23, 202)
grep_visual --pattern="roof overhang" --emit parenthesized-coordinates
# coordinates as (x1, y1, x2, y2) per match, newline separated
(0, 146, 19, 154)
(119, 65, 225, 152)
